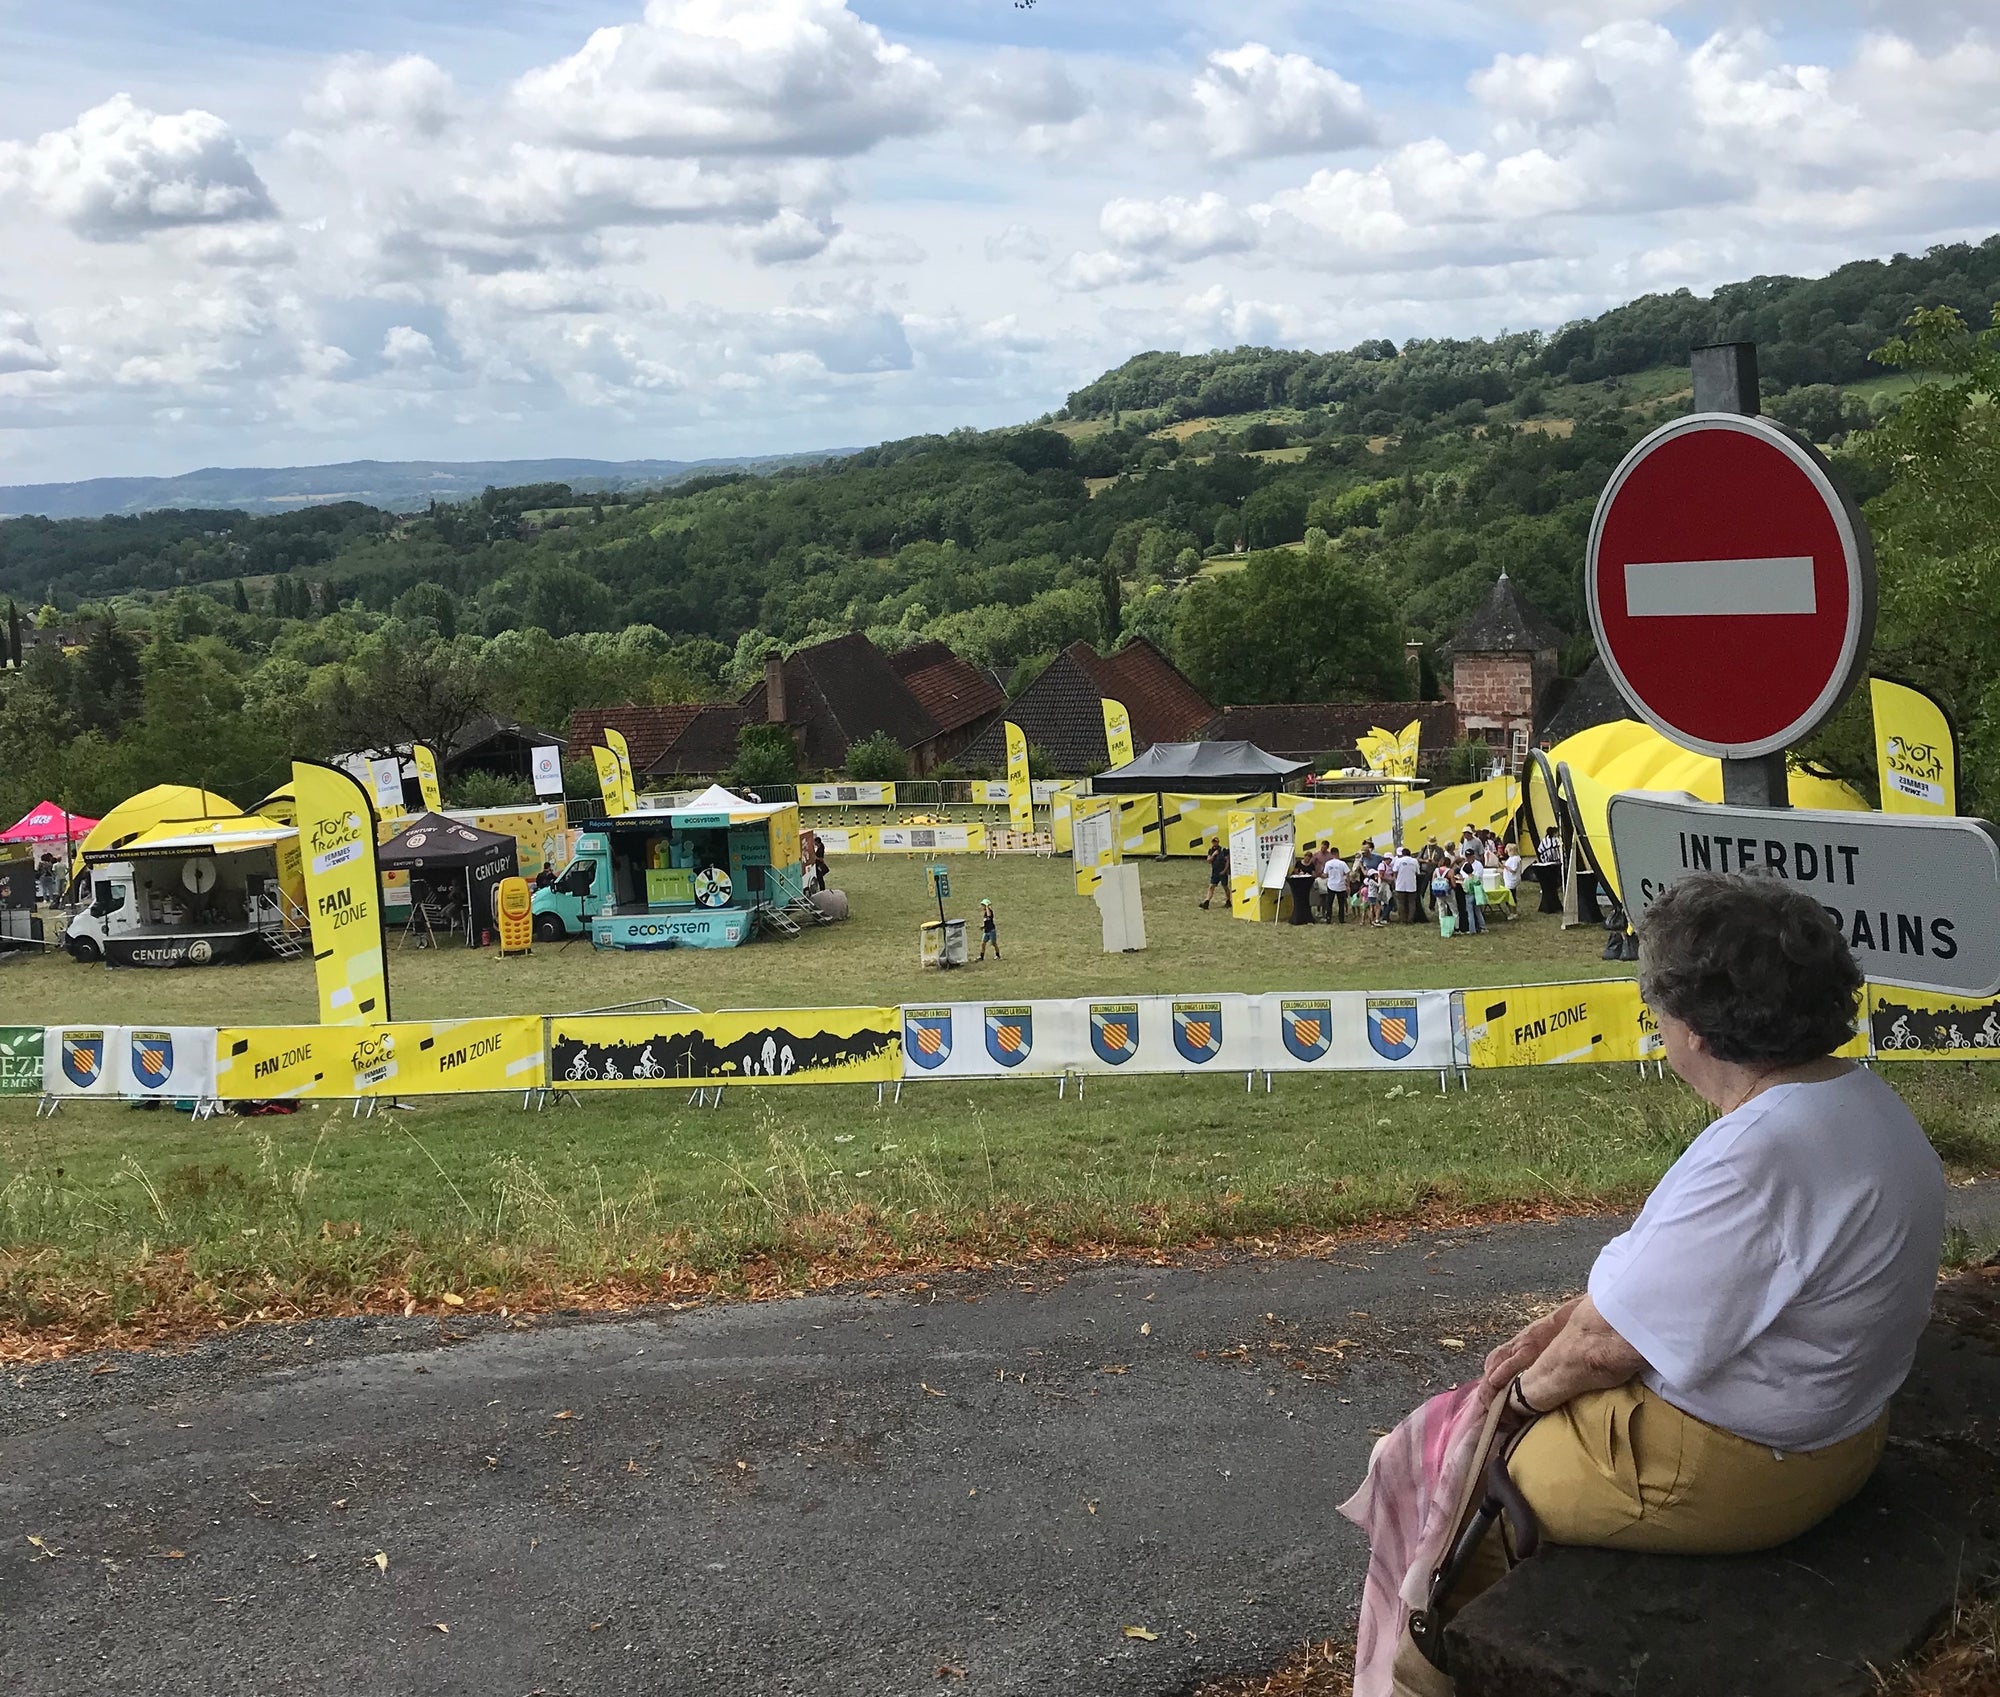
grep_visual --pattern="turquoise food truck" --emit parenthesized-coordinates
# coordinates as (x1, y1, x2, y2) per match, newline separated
(530, 785, 804, 951)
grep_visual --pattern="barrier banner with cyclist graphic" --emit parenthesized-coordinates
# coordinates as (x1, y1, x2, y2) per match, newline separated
(1867, 986, 2000, 1060)
(549, 1007, 902, 1088)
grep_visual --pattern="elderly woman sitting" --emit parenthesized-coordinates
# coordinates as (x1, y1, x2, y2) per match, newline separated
(1350, 872, 1948, 1687)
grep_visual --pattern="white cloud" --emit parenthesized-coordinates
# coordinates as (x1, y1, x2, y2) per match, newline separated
(1101, 192, 1257, 262)
(510, 0, 943, 159)
(0, 94, 275, 240)
(1191, 44, 1376, 163)
(305, 55, 457, 139)
(381, 325, 438, 368)
(738, 208, 836, 264)
(0, 312, 55, 376)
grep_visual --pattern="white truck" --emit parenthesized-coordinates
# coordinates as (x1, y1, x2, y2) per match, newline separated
(61, 854, 304, 968)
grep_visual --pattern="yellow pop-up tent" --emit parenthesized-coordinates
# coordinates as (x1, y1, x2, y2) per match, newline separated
(71, 784, 238, 876)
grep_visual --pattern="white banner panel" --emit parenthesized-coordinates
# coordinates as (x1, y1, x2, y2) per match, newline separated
(119, 1025, 219, 1098)
(877, 825, 980, 853)
(44, 1026, 123, 1097)
(800, 782, 896, 806)
(900, 1001, 1083, 1079)
(1256, 991, 1454, 1072)
(1073, 994, 1262, 1075)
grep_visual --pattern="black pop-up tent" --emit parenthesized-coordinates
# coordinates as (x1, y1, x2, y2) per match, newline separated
(1093, 740, 1311, 796)
(378, 813, 519, 945)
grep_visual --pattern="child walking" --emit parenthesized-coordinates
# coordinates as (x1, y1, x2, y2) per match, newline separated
(978, 896, 1000, 961)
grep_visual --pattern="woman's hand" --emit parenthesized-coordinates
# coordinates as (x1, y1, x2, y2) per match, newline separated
(1482, 1298, 1579, 1393)
(1516, 1296, 1649, 1413)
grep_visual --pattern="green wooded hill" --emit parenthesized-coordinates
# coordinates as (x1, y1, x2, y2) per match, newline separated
(2, 234, 1998, 818)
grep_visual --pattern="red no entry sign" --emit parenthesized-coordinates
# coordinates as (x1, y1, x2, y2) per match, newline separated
(1586, 413, 1875, 759)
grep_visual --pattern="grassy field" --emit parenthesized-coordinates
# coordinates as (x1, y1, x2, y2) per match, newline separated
(9, 853, 1632, 1027)
(6, 857, 1997, 1353)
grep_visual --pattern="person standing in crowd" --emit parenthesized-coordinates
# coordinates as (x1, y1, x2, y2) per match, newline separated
(1200, 837, 1228, 909)
(1431, 856, 1457, 937)
(1324, 845, 1350, 924)
(36, 852, 59, 904)
(1500, 842, 1524, 918)
(1391, 842, 1421, 924)
(977, 896, 1000, 961)
(1537, 827, 1561, 864)
(1464, 853, 1489, 935)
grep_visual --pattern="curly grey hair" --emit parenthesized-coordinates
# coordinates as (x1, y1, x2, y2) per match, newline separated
(1637, 872, 1863, 1066)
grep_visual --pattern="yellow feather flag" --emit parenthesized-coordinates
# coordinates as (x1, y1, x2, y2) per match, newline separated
(1004, 721, 1034, 834)
(604, 728, 637, 813)
(592, 746, 626, 815)
(291, 760, 391, 1026)
(1102, 698, 1135, 768)
(1871, 678, 1957, 816)
(412, 744, 443, 813)
(1392, 718, 1423, 779)
(1357, 727, 1397, 775)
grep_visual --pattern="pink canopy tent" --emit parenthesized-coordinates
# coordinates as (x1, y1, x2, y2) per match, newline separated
(0, 801, 99, 845)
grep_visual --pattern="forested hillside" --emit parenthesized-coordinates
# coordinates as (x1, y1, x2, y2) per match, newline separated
(3, 235, 1998, 819)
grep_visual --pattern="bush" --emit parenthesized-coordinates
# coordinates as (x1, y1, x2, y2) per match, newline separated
(447, 769, 532, 809)
(846, 731, 910, 783)
(729, 723, 798, 793)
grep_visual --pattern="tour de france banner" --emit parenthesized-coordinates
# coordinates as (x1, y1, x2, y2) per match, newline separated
(0, 1026, 44, 1095)
(1004, 721, 1034, 834)
(1102, 698, 1135, 769)
(592, 745, 626, 815)
(1867, 985, 2000, 1060)
(1870, 678, 1957, 818)
(413, 744, 443, 812)
(549, 1007, 901, 1088)
(292, 759, 392, 1026)
(1457, 980, 1651, 1069)
(213, 1018, 546, 1099)
(604, 728, 638, 811)
(1257, 991, 1455, 1072)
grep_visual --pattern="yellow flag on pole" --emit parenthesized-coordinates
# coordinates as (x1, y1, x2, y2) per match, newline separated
(592, 746, 626, 815)
(1391, 718, 1423, 779)
(1004, 721, 1034, 834)
(412, 744, 443, 812)
(291, 760, 391, 1025)
(604, 729, 637, 813)
(1102, 698, 1135, 768)
(1871, 678, 1956, 816)
(1358, 727, 1396, 775)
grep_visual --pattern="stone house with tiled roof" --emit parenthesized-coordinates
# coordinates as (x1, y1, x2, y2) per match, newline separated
(961, 637, 1215, 775)
(1444, 573, 1566, 771)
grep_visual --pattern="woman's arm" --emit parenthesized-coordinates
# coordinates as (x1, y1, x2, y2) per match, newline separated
(1481, 1297, 1580, 1392)
(1514, 1296, 1649, 1412)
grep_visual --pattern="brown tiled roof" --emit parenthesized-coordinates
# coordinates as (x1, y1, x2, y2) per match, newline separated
(566, 705, 703, 770)
(1445, 572, 1565, 656)
(887, 641, 1007, 736)
(961, 638, 1216, 775)
(739, 632, 940, 769)
(1078, 637, 1215, 747)
(649, 704, 752, 777)
(1202, 702, 1458, 766)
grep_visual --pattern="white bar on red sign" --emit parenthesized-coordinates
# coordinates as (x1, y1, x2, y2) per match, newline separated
(1624, 556, 1817, 617)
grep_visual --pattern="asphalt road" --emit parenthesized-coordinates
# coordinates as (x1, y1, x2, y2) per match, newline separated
(6, 1184, 1998, 1697)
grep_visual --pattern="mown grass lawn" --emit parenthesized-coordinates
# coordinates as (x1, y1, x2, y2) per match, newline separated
(6, 854, 1996, 1352)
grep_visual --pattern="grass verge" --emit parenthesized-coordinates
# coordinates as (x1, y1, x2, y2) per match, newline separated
(4, 1062, 1997, 1360)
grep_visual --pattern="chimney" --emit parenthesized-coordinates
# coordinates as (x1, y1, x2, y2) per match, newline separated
(764, 651, 788, 724)
(1404, 641, 1423, 691)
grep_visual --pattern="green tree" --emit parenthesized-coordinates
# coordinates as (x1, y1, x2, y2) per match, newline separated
(1173, 549, 1409, 705)
(71, 615, 143, 734)
(729, 723, 798, 792)
(1097, 556, 1122, 645)
(845, 730, 911, 782)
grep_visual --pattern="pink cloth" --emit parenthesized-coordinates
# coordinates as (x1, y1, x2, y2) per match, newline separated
(1337, 1379, 1495, 1697)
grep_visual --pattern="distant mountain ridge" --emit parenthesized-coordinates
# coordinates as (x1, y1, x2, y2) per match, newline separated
(0, 452, 854, 520)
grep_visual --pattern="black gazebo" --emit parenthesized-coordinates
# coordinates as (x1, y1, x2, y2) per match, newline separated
(378, 813, 520, 945)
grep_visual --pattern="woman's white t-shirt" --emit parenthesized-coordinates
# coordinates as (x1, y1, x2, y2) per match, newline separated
(1589, 1067, 1944, 1451)
(1325, 858, 1349, 893)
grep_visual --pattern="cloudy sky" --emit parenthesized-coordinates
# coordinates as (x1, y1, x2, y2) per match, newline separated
(0, 0, 1996, 484)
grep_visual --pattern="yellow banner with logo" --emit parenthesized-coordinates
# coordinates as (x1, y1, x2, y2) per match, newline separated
(605, 728, 638, 812)
(592, 745, 627, 815)
(1102, 698, 1135, 768)
(292, 760, 391, 1025)
(1004, 721, 1033, 834)
(1870, 678, 1956, 817)
(412, 744, 443, 812)
(1461, 980, 1646, 1068)
(214, 1017, 546, 1099)
(548, 1007, 901, 1087)
(1867, 985, 2000, 1059)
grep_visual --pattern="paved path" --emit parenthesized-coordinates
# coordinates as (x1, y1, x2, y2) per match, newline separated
(5, 1184, 1997, 1697)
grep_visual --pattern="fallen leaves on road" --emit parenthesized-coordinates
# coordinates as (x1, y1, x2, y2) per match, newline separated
(1438, 1337, 1466, 1350)
(440, 1292, 465, 1308)
(371, 1551, 388, 1573)
(1187, 1637, 1354, 1695)
(161, 1550, 186, 1560)
(920, 1382, 946, 1397)
(553, 1410, 577, 1420)
(26, 1535, 60, 1559)
(1139, 1322, 1152, 1336)
(1122, 1625, 1159, 1641)
(935, 1663, 966, 1680)
(433, 1623, 449, 1634)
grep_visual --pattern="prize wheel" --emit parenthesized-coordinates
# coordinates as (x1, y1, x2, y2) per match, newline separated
(693, 865, 733, 908)
(182, 856, 220, 894)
